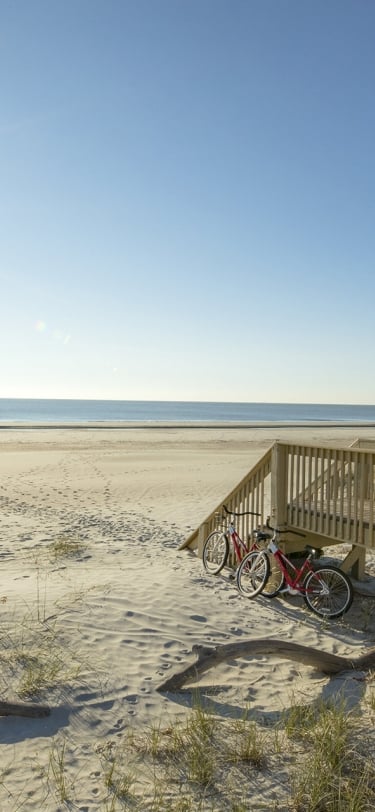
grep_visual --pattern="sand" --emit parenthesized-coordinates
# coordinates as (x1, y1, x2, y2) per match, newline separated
(1, 425, 375, 810)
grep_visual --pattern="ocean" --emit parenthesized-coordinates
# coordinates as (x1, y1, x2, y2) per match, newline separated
(1, 398, 375, 425)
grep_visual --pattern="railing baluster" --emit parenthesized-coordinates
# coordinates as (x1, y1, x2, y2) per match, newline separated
(352, 451, 359, 543)
(358, 453, 367, 545)
(313, 447, 319, 533)
(301, 446, 306, 528)
(296, 447, 301, 523)
(306, 449, 313, 532)
(331, 449, 338, 538)
(345, 454, 352, 542)
(318, 452, 324, 535)
(369, 459, 374, 548)
(289, 447, 294, 525)
(339, 449, 345, 538)
(325, 449, 331, 536)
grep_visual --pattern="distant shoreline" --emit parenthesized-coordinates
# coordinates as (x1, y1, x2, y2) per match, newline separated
(2, 399, 375, 426)
(2, 420, 375, 430)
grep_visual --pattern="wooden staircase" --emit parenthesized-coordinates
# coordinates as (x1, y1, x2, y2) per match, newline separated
(180, 439, 375, 579)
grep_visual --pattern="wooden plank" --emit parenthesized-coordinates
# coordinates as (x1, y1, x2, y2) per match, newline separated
(324, 449, 331, 537)
(331, 450, 338, 536)
(338, 449, 345, 538)
(313, 447, 319, 533)
(271, 443, 288, 526)
(301, 446, 306, 529)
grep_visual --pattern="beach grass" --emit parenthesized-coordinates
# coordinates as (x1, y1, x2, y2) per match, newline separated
(1, 610, 83, 700)
(47, 535, 87, 559)
(286, 693, 375, 811)
(92, 697, 375, 811)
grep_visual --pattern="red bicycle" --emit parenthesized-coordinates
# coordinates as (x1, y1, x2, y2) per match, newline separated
(237, 519, 354, 619)
(202, 505, 279, 598)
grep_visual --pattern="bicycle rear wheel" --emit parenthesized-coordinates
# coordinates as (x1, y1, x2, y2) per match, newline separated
(202, 531, 229, 575)
(303, 566, 353, 619)
(236, 551, 270, 599)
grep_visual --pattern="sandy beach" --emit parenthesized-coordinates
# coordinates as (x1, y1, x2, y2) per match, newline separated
(2, 425, 375, 810)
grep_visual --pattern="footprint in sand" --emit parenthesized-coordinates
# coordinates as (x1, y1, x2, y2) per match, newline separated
(107, 718, 126, 734)
(190, 614, 207, 623)
(125, 694, 138, 704)
(159, 662, 171, 670)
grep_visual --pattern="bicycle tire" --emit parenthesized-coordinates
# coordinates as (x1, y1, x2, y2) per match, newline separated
(262, 558, 285, 598)
(303, 566, 353, 619)
(236, 551, 270, 599)
(202, 531, 229, 575)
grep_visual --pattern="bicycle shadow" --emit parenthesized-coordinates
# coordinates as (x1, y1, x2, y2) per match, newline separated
(256, 589, 375, 642)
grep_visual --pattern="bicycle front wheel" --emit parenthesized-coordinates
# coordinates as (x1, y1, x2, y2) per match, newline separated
(303, 566, 353, 619)
(202, 531, 229, 575)
(236, 551, 270, 599)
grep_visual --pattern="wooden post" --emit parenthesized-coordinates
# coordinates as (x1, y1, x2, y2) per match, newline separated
(197, 522, 209, 558)
(340, 545, 366, 580)
(271, 443, 288, 527)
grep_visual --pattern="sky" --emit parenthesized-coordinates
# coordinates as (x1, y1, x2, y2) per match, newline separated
(1, 0, 374, 404)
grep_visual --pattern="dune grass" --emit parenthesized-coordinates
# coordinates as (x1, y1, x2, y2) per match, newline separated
(284, 690, 375, 812)
(92, 688, 375, 811)
(47, 535, 87, 560)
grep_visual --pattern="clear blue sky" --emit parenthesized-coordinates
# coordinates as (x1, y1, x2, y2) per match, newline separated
(1, 0, 374, 403)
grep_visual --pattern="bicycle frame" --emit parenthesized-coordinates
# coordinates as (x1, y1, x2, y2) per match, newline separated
(268, 540, 314, 595)
(227, 522, 250, 563)
(221, 505, 263, 566)
(202, 505, 266, 578)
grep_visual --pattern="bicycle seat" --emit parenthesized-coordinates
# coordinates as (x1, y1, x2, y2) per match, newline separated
(304, 545, 321, 559)
(253, 530, 271, 542)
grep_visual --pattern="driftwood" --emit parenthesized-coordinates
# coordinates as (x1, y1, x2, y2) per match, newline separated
(157, 638, 375, 693)
(0, 700, 51, 718)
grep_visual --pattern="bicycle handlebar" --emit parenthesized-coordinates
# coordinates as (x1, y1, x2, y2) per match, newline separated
(223, 504, 261, 518)
(266, 517, 306, 538)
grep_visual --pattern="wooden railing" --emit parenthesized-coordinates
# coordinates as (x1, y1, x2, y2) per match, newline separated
(180, 446, 273, 557)
(281, 442, 375, 548)
(181, 439, 375, 578)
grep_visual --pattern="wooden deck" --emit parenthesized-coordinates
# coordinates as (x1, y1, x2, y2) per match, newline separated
(181, 438, 375, 580)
